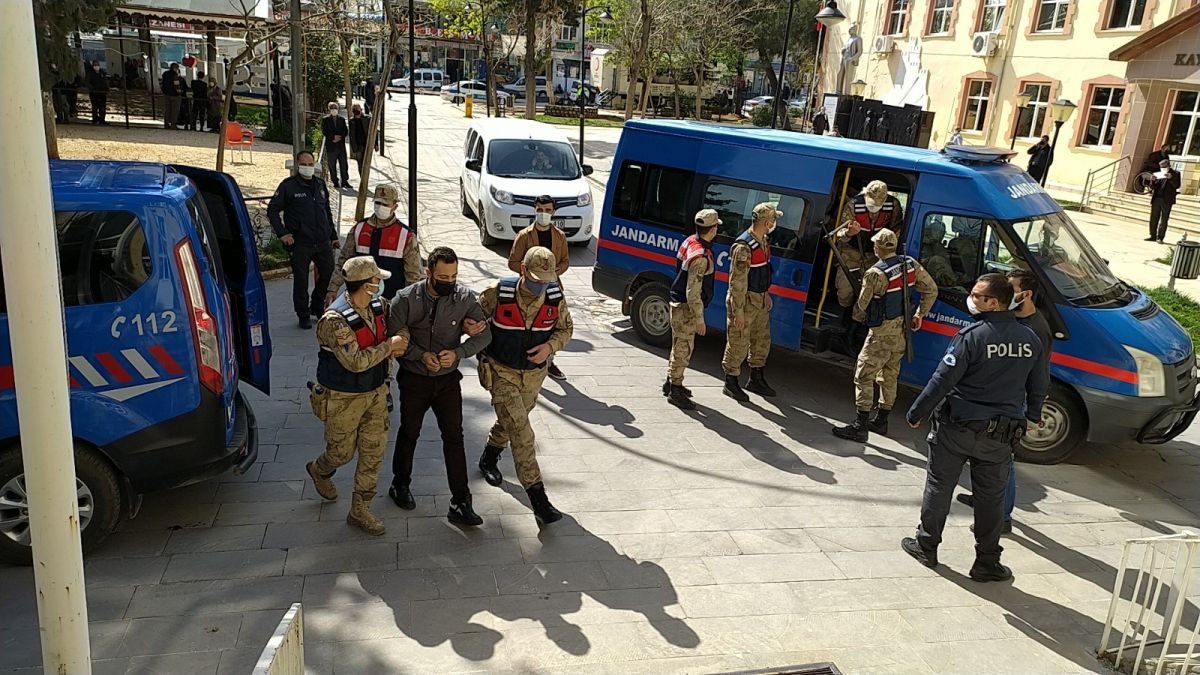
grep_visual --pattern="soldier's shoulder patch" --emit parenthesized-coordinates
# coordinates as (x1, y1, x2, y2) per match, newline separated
(942, 353, 957, 367)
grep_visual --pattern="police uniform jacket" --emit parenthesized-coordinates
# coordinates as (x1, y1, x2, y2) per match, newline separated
(907, 311, 1049, 425)
(267, 175, 337, 246)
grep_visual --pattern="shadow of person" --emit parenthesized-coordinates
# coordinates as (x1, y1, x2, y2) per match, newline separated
(682, 401, 837, 484)
(539, 379, 643, 439)
(753, 395, 903, 473)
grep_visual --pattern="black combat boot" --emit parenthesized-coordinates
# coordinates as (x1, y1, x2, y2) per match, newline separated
(667, 383, 696, 410)
(745, 367, 777, 397)
(448, 495, 483, 526)
(479, 445, 504, 487)
(868, 408, 890, 435)
(902, 537, 938, 568)
(969, 561, 1013, 582)
(298, 314, 313, 329)
(388, 484, 416, 510)
(831, 410, 870, 441)
(662, 378, 692, 398)
(526, 482, 563, 525)
(722, 374, 749, 402)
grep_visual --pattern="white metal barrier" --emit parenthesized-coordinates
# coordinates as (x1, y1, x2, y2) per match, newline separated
(1100, 533, 1200, 675)
(253, 603, 304, 675)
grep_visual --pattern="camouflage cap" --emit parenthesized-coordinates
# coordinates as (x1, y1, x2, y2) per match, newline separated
(752, 202, 783, 222)
(871, 228, 898, 250)
(864, 180, 889, 209)
(695, 208, 722, 228)
(523, 246, 557, 282)
(343, 255, 392, 282)
(373, 184, 400, 204)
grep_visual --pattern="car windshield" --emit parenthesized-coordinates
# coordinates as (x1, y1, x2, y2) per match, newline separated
(487, 139, 580, 179)
(1008, 211, 1132, 307)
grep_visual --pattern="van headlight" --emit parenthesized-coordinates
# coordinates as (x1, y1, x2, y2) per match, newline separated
(490, 186, 514, 205)
(578, 192, 592, 207)
(1124, 345, 1166, 397)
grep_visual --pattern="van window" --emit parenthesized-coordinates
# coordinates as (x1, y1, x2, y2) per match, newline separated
(919, 212, 1014, 297)
(611, 162, 694, 231)
(486, 140, 579, 179)
(1010, 211, 1124, 306)
(702, 180, 809, 256)
(56, 210, 152, 307)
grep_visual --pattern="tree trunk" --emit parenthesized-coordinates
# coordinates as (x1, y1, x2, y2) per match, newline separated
(544, 57, 556, 106)
(693, 47, 706, 121)
(623, 0, 651, 121)
(638, 61, 651, 117)
(524, 0, 537, 119)
(759, 47, 779, 98)
(340, 36, 353, 111)
(355, 37, 400, 221)
(216, 52, 252, 171)
(42, 93, 59, 160)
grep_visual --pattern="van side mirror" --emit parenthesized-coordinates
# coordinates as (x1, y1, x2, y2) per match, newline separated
(581, 164, 594, 176)
(465, 159, 482, 172)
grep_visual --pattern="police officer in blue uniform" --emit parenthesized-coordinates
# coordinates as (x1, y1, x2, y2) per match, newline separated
(901, 273, 1048, 582)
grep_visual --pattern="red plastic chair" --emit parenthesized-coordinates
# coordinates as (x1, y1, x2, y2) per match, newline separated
(225, 121, 254, 163)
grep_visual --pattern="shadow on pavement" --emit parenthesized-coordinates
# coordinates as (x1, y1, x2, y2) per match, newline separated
(539, 379, 642, 439)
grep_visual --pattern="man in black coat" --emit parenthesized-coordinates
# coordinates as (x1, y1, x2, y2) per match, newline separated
(86, 61, 109, 125)
(1147, 159, 1182, 244)
(322, 102, 352, 189)
(268, 151, 341, 329)
(191, 72, 209, 131)
(1027, 136, 1052, 184)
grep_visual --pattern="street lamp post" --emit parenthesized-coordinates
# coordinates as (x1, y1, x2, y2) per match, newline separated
(769, 0, 796, 130)
(802, 0, 846, 130)
(850, 78, 866, 98)
(408, 0, 418, 231)
(577, 5, 611, 164)
(1043, 98, 1076, 188)
(466, 1, 496, 117)
(1010, 89, 1032, 151)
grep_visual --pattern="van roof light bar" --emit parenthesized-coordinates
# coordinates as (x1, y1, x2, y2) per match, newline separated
(941, 145, 1018, 164)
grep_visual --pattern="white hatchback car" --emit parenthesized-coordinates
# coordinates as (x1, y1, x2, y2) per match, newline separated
(460, 119, 595, 246)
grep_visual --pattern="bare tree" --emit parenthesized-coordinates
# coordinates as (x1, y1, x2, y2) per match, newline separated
(351, 1, 404, 220)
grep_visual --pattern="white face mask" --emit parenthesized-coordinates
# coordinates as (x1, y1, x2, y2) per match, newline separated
(535, 212, 552, 227)
(374, 204, 394, 220)
(767, 221, 777, 234)
(1009, 291, 1028, 311)
(297, 165, 316, 178)
(866, 203, 883, 215)
(966, 295, 981, 315)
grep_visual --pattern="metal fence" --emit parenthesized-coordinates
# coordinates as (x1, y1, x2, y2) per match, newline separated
(252, 603, 304, 675)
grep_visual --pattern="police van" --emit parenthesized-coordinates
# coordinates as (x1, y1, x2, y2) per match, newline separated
(592, 120, 1198, 464)
(0, 160, 272, 564)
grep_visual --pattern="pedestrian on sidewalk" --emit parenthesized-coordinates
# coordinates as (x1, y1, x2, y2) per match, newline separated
(386, 247, 491, 525)
(306, 256, 408, 536)
(162, 63, 184, 129)
(1027, 136, 1052, 185)
(323, 102, 352, 189)
(957, 268, 1053, 535)
(349, 103, 369, 176)
(664, 209, 720, 410)
(326, 184, 420, 305)
(190, 71, 209, 131)
(1147, 159, 1181, 244)
(902, 273, 1048, 582)
(507, 195, 569, 381)
(207, 77, 223, 133)
(267, 151, 339, 329)
(85, 61, 109, 125)
(478, 247, 573, 525)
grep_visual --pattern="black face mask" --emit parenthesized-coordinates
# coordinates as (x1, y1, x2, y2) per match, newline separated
(432, 280, 456, 297)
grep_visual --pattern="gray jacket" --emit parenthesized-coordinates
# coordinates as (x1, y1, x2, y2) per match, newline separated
(386, 280, 491, 376)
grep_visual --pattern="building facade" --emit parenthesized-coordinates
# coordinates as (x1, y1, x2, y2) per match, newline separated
(825, 0, 1200, 195)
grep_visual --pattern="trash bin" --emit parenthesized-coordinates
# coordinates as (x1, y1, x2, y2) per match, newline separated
(1172, 240, 1200, 280)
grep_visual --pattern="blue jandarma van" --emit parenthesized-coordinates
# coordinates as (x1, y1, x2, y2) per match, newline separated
(593, 120, 1198, 464)
(0, 160, 272, 564)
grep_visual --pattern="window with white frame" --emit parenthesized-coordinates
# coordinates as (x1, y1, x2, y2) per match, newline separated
(1106, 0, 1147, 29)
(1165, 90, 1200, 158)
(929, 0, 955, 34)
(1035, 0, 1069, 32)
(886, 0, 910, 35)
(979, 0, 1006, 32)
(1082, 86, 1125, 147)
(1015, 83, 1051, 137)
(962, 79, 992, 132)
(559, 24, 579, 42)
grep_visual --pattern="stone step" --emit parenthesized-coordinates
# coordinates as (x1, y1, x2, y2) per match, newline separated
(1087, 197, 1200, 236)
(1091, 195, 1200, 221)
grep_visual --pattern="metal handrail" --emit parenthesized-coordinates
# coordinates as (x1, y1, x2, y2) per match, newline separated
(1082, 155, 1131, 210)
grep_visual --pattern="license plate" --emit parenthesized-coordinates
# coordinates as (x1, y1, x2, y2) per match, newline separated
(553, 219, 567, 228)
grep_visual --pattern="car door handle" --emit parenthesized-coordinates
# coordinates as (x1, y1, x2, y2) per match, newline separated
(792, 269, 805, 286)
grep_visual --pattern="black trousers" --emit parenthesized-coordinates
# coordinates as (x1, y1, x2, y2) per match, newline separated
(916, 418, 1011, 566)
(192, 99, 208, 130)
(392, 369, 469, 501)
(89, 93, 106, 123)
(1150, 198, 1173, 241)
(288, 242, 334, 317)
(326, 143, 350, 185)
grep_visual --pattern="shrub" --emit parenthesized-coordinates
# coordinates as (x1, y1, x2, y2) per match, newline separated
(751, 104, 773, 127)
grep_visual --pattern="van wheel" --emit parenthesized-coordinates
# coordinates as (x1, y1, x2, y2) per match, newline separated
(1016, 382, 1085, 465)
(478, 203, 498, 246)
(0, 444, 123, 566)
(630, 282, 672, 349)
(460, 183, 473, 219)
(453, 96, 463, 105)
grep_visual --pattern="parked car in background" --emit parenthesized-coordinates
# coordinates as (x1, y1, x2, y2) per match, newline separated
(390, 68, 448, 92)
(442, 80, 512, 106)
(502, 75, 551, 103)
(741, 95, 773, 116)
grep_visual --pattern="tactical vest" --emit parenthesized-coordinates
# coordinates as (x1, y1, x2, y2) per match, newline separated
(316, 299, 389, 392)
(735, 230, 772, 294)
(851, 194, 900, 233)
(865, 255, 917, 328)
(669, 235, 716, 307)
(353, 219, 414, 294)
(486, 277, 562, 371)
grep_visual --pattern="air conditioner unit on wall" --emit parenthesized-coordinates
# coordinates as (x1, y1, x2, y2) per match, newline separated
(872, 35, 895, 55)
(971, 31, 998, 57)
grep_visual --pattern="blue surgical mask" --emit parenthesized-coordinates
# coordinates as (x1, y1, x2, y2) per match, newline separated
(523, 278, 549, 296)
(367, 280, 385, 300)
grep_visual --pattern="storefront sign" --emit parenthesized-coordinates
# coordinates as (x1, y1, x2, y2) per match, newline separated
(1176, 53, 1200, 66)
(149, 19, 191, 31)
(555, 41, 576, 51)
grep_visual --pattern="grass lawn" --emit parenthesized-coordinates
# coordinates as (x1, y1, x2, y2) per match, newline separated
(1146, 286, 1200, 345)
(526, 114, 625, 128)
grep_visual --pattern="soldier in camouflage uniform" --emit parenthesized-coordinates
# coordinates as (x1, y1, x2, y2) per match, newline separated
(920, 216, 958, 288)
(832, 229, 937, 441)
(722, 202, 781, 402)
(306, 257, 408, 535)
(664, 209, 721, 410)
(477, 247, 574, 525)
(833, 180, 906, 311)
(325, 184, 421, 306)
